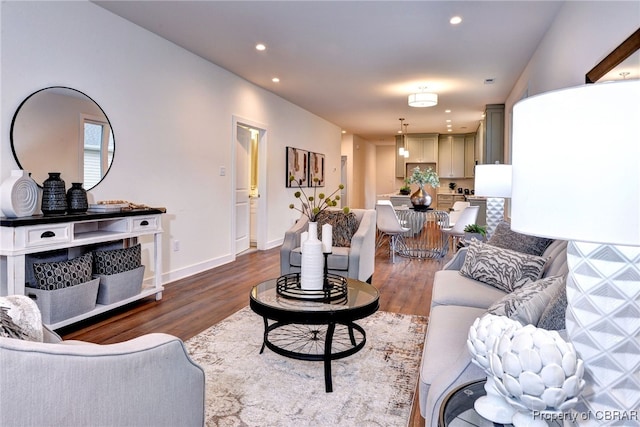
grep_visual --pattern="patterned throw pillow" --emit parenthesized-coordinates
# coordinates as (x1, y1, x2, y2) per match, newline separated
(460, 240, 548, 292)
(488, 221, 554, 256)
(487, 275, 565, 325)
(0, 295, 44, 342)
(537, 281, 568, 330)
(32, 253, 93, 290)
(93, 244, 141, 275)
(316, 211, 360, 248)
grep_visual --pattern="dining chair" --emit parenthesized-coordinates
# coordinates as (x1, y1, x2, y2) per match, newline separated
(375, 202, 410, 263)
(441, 205, 480, 252)
(448, 201, 471, 227)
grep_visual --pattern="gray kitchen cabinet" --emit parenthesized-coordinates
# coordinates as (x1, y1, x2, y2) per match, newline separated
(438, 135, 465, 178)
(406, 134, 438, 163)
(479, 104, 504, 165)
(464, 133, 476, 177)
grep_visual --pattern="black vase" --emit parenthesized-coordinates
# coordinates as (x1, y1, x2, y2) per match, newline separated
(41, 172, 67, 215)
(67, 182, 88, 213)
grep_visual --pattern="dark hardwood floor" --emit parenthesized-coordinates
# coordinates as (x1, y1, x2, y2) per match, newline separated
(60, 242, 452, 427)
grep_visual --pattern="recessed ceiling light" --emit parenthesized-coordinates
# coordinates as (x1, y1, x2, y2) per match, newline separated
(272, 77, 280, 83)
(342, 130, 347, 134)
(447, 124, 452, 128)
(445, 109, 452, 113)
(255, 43, 266, 51)
(446, 119, 452, 123)
(448, 129, 453, 132)
(450, 16, 462, 25)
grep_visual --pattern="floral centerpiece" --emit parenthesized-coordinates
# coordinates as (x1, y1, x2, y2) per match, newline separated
(288, 175, 349, 291)
(407, 166, 439, 211)
(288, 175, 349, 222)
(408, 166, 440, 189)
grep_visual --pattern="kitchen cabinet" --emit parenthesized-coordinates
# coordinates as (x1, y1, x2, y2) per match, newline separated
(406, 134, 438, 163)
(438, 135, 465, 178)
(478, 104, 504, 164)
(464, 133, 476, 177)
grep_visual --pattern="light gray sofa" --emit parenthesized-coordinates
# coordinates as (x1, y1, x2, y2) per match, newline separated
(1, 325, 205, 427)
(280, 209, 376, 283)
(418, 238, 568, 426)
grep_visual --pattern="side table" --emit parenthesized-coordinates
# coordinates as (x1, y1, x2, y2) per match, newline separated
(439, 380, 563, 427)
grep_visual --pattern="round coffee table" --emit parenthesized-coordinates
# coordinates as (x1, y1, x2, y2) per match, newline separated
(249, 276, 379, 392)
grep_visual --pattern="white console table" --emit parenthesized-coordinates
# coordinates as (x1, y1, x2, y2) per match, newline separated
(0, 209, 164, 329)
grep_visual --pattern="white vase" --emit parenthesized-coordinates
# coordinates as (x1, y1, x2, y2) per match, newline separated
(301, 221, 324, 290)
(0, 170, 39, 217)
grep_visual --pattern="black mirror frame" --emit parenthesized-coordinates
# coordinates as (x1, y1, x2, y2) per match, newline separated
(9, 86, 116, 189)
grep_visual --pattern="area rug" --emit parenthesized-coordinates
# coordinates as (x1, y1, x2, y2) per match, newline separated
(185, 306, 428, 427)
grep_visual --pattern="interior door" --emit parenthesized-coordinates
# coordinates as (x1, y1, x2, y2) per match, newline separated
(235, 126, 251, 254)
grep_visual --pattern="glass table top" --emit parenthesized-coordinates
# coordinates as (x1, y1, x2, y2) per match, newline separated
(250, 277, 379, 314)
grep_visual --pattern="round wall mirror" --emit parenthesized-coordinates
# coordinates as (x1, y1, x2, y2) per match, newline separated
(10, 86, 115, 190)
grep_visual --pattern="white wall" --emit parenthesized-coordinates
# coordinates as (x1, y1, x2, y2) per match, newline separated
(1, 1, 342, 283)
(504, 1, 640, 160)
(375, 145, 396, 196)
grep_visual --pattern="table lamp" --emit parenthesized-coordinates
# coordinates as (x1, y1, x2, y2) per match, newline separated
(511, 79, 640, 425)
(474, 164, 512, 239)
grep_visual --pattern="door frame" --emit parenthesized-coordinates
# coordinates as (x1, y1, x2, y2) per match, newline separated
(232, 115, 268, 251)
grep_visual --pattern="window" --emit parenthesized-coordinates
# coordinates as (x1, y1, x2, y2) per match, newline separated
(83, 119, 113, 188)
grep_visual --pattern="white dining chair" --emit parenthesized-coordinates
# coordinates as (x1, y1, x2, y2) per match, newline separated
(442, 205, 480, 252)
(448, 201, 470, 227)
(375, 202, 410, 263)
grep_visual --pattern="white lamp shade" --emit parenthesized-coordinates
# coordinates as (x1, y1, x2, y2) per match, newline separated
(474, 164, 512, 197)
(511, 80, 640, 245)
(408, 92, 437, 107)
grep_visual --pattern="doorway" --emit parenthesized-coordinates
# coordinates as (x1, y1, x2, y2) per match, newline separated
(233, 117, 267, 255)
(341, 155, 349, 208)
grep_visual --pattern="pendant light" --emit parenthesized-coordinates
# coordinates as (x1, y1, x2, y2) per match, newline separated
(398, 118, 405, 156)
(403, 123, 409, 158)
(409, 87, 438, 107)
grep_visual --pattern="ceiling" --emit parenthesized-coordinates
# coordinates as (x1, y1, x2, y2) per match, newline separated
(94, 1, 565, 144)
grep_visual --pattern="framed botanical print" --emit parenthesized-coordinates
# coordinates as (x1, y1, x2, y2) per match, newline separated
(286, 146, 308, 187)
(308, 151, 325, 187)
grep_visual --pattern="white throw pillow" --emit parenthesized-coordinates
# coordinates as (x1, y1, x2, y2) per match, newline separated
(0, 295, 43, 342)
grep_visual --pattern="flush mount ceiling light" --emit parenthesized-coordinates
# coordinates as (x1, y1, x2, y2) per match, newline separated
(408, 88, 438, 107)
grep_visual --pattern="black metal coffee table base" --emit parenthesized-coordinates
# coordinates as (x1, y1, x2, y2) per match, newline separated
(250, 277, 379, 393)
(259, 319, 367, 392)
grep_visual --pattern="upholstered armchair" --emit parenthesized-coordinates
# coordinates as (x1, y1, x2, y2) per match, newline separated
(280, 208, 376, 283)
(0, 296, 205, 427)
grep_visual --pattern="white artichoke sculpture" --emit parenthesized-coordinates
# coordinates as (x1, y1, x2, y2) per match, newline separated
(466, 314, 523, 423)
(488, 324, 585, 427)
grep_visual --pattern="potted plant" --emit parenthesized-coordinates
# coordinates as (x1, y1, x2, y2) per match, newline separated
(399, 179, 411, 195)
(407, 166, 440, 211)
(463, 224, 487, 242)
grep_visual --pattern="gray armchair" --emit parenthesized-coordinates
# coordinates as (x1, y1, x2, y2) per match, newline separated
(1, 319, 205, 427)
(280, 209, 376, 283)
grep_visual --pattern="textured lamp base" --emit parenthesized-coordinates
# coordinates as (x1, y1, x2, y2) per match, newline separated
(566, 241, 640, 426)
(485, 197, 504, 239)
